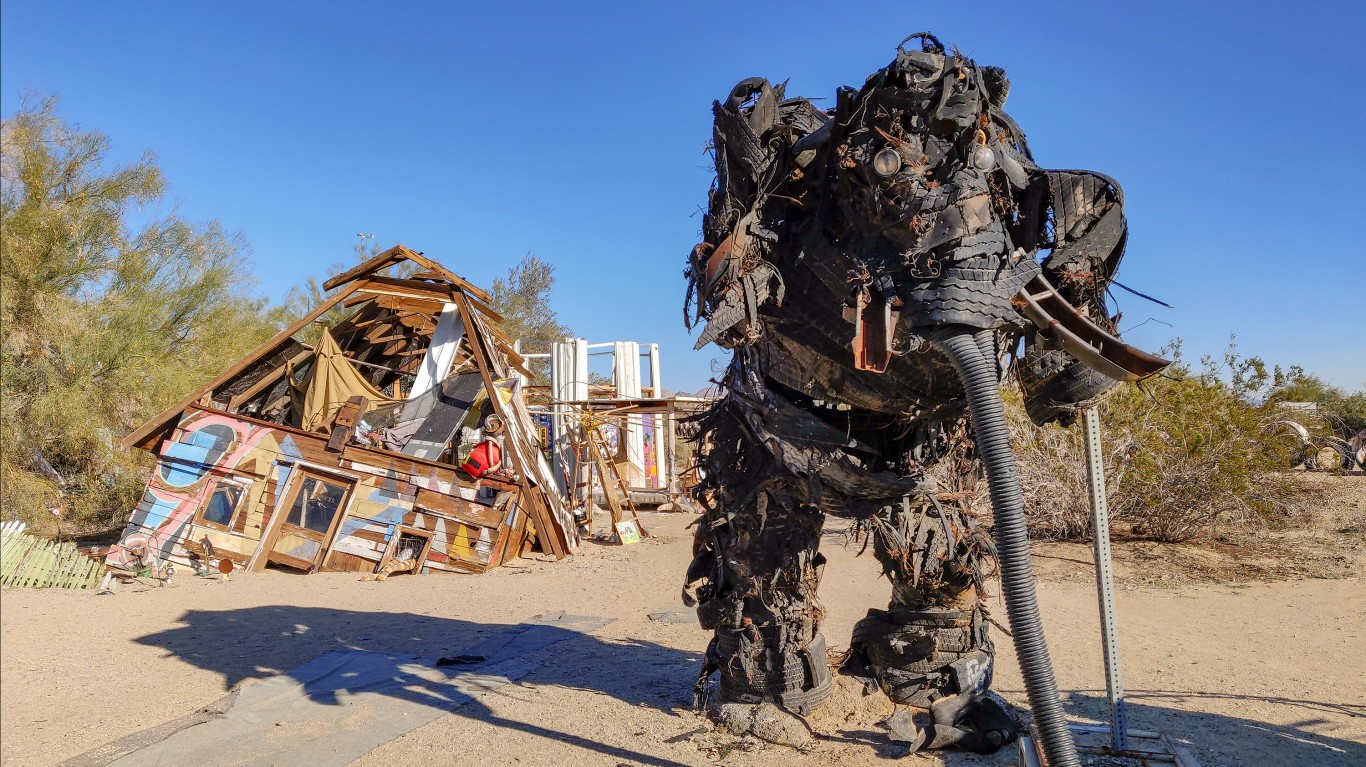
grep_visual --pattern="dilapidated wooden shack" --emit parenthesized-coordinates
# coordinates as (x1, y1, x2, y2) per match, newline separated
(110, 246, 580, 577)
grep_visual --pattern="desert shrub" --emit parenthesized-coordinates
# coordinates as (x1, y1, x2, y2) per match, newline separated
(1, 97, 286, 534)
(1011, 342, 1313, 543)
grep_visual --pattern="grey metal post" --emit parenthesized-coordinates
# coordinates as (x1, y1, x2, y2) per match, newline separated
(1081, 405, 1128, 751)
(665, 399, 679, 495)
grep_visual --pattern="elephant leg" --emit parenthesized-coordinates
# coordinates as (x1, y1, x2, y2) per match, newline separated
(685, 484, 832, 714)
(843, 496, 1021, 753)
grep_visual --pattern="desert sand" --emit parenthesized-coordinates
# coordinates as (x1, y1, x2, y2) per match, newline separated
(2, 476, 1363, 767)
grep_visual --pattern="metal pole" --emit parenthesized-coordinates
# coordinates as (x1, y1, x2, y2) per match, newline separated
(667, 400, 679, 495)
(1081, 405, 1128, 751)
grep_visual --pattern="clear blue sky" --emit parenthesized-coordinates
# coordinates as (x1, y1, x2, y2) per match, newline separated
(4, 1, 1363, 394)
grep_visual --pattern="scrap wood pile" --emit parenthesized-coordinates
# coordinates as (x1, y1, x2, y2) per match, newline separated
(1, 522, 105, 590)
(108, 245, 578, 581)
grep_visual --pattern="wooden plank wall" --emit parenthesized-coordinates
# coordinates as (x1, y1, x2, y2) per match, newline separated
(120, 408, 524, 575)
(326, 457, 521, 574)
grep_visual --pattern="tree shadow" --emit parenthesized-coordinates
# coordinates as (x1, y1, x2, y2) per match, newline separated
(120, 610, 1366, 767)
(128, 605, 703, 767)
(1059, 690, 1366, 767)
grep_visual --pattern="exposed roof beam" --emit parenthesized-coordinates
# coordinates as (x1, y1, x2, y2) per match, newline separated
(322, 243, 493, 305)
(356, 279, 454, 304)
(122, 281, 365, 450)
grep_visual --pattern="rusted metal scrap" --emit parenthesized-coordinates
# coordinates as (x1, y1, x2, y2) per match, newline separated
(683, 34, 1167, 765)
(1265, 419, 1362, 471)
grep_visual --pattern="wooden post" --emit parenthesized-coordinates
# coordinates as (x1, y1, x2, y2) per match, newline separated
(451, 292, 570, 558)
(666, 399, 679, 495)
(249, 464, 296, 572)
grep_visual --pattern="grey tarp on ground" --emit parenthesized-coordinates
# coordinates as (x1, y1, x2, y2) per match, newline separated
(99, 612, 613, 767)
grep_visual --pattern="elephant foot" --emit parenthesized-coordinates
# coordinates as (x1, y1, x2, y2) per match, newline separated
(705, 629, 834, 714)
(885, 691, 1023, 754)
(843, 606, 1022, 754)
(845, 606, 991, 706)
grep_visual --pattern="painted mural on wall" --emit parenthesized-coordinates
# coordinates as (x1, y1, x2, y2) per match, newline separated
(110, 409, 522, 575)
(642, 415, 660, 489)
(112, 412, 291, 566)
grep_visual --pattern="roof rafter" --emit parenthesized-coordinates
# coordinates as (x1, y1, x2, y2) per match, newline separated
(121, 281, 366, 450)
(322, 243, 493, 305)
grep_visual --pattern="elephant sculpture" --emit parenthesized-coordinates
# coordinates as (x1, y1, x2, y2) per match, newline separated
(682, 34, 1165, 766)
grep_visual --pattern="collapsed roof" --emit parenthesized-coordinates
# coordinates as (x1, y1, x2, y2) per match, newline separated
(121, 245, 579, 561)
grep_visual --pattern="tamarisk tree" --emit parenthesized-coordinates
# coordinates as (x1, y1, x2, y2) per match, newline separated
(1, 96, 283, 530)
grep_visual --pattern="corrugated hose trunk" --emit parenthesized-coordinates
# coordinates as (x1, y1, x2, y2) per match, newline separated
(935, 325, 1080, 767)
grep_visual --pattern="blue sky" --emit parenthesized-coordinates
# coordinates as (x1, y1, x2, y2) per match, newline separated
(3, 1, 1363, 394)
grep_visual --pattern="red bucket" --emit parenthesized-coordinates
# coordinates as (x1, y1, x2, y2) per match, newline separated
(461, 440, 502, 478)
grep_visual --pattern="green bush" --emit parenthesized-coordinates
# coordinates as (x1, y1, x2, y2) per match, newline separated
(1010, 341, 1313, 543)
(1, 97, 286, 534)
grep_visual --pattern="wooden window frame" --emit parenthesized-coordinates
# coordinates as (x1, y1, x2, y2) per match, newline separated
(376, 526, 434, 576)
(195, 477, 252, 533)
(260, 466, 357, 571)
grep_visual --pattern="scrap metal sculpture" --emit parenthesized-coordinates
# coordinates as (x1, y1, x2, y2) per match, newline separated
(682, 34, 1166, 765)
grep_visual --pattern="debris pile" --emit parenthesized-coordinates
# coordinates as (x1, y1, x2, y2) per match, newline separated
(519, 338, 708, 514)
(1265, 419, 1363, 471)
(110, 246, 578, 578)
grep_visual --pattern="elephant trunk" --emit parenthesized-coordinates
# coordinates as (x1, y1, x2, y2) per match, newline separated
(934, 326, 1079, 767)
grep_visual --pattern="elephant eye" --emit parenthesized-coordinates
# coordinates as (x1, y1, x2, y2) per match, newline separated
(872, 148, 902, 177)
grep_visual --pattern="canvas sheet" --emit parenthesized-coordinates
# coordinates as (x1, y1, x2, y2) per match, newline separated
(103, 612, 613, 767)
(291, 326, 402, 433)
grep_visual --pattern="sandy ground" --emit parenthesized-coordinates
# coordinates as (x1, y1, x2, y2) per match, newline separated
(3, 476, 1364, 767)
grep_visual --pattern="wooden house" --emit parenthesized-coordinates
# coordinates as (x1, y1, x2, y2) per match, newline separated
(110, 246, 580, 577)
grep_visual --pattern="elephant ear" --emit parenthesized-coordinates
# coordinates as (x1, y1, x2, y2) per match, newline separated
(1041, 170, 1125, 271)
(982, 66, 1010, 108)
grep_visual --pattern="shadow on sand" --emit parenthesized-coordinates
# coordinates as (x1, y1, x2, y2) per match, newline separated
(119, 605, 704, 767)
(116, 606, 1366, 767)
(1056, 689, 1366, 767)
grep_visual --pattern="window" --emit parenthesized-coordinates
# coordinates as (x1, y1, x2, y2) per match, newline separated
(198, 482, 246, 530)
(266, 469, 356, 571)
(284, 476, 348, 534)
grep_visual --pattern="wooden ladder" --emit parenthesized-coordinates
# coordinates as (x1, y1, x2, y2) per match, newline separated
(584, 419, 646, 539)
